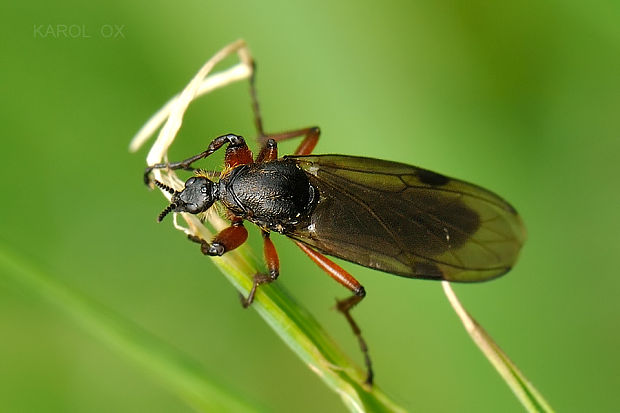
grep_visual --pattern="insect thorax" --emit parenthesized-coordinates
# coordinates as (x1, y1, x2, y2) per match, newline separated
(219, 160, 316, 230)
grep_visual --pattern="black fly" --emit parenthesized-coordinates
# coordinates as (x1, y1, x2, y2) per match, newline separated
(144, 66, 526, 386)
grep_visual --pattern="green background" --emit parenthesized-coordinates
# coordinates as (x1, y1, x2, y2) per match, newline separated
(2, 1, 619, 412)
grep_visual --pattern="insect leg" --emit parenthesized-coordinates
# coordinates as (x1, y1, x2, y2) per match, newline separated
(255, 126, 321, 161)
(249, 60, 266, 138)
(222, 135, 254, 168)
(188, 219, 248, 256)
(295, 241, 374, 385)
(144, 134, 252, 184)
(262, 127, 321, 156)
(248, 62, 320, 156)
(144, 151, 210, 184)
(255, 139, 278, 163)
(239, 231, 280, 308)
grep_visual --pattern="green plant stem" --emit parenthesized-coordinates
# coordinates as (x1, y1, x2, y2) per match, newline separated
(179, 215, 406, 413)
(442, 282, 554, 413)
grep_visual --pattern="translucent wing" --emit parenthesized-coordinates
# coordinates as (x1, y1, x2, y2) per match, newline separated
(285, 155, 526, 282)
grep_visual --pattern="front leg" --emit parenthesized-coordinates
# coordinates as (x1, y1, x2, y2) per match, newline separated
(144, 133, 253, 184)
(189, 226, 281, 308)
(188, 219, 248, 256)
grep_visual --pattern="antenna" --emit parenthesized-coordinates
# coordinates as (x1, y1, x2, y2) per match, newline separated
(154, 180, 176, 195)
(157, 203, 176, 222)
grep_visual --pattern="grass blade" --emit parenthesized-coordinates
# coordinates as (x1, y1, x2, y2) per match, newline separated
(0, 246, 259, 412)
(442, 282, 554, 413)
(199, 224, 406, 412)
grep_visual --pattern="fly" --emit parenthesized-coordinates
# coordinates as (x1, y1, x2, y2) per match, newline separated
(143, 66, 526, 386)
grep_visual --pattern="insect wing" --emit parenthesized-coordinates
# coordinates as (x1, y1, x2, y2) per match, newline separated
(286, 155, 526, 282)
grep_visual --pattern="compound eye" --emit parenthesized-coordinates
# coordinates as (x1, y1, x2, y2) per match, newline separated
(185, 177, 197, 187)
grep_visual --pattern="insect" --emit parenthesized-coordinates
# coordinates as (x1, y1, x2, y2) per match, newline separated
(143, 68, 526, 385)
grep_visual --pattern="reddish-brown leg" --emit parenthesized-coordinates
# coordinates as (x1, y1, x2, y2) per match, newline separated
(262, 231, 280, 278)
(296, 241, 374, 385)
(223, 137, 253, 168)
(188, 219, 248, 256)
(260, 127, 321, 156)
(255, 138, 278, 163)
(240, 231, 281, 308)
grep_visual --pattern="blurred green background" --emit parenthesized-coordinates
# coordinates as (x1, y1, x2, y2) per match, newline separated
(2, 1, 619, 412)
